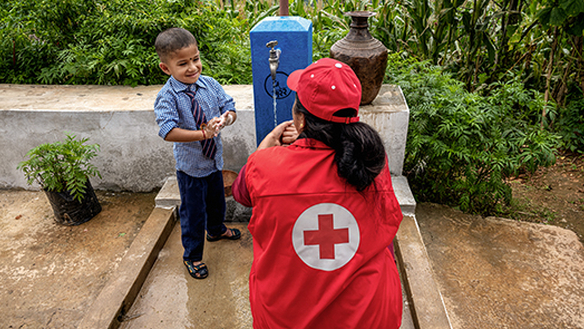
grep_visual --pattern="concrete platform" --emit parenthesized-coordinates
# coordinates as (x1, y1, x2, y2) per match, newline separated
(417, 203, 584, 328)
(78, 175, 451, 329)
(3, 83, 449, 328)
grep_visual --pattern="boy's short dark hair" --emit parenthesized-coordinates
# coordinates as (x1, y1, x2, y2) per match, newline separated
(155, 28, 198, 63)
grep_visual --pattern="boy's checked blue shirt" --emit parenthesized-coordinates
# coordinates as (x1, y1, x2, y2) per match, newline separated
(154, 75, 236, 178)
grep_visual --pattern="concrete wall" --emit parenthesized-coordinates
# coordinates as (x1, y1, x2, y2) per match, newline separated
(0, 84, 408, 192)
(1, 109, 174, 191)
(360, 85, 409, 176)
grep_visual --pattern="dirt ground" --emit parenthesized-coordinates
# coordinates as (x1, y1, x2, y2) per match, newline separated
(507, 152, 584, 242)
(413, 152, 584, 328)
(0, 189, 157, 329)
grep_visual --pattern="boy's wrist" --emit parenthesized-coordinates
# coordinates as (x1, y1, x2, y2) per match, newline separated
(224, 112, 234, 126)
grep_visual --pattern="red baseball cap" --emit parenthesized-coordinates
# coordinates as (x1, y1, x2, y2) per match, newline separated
(287, 58, 361, 124)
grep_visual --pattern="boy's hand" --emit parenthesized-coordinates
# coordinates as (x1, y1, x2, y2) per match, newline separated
(216, 111, 234, 130)
(204, 117, 221, 138)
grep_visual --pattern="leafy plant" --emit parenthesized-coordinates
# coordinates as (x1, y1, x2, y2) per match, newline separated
(387, 54, 559, 215)
(2, 0, 583, 107)
(3, 0, 581, 213)
(17, 133, 102, 202)
(555, 95, 584, 153)
(1, 0, 254, 86)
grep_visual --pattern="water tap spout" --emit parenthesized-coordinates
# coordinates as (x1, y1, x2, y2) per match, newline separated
(266, 40, 281, 81)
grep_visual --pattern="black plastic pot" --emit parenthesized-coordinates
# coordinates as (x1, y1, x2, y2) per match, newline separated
(44, 180, 102, 226)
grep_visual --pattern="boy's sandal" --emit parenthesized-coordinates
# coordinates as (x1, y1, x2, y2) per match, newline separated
(206, 228, 241, 242)
(184, 260, 209, 279)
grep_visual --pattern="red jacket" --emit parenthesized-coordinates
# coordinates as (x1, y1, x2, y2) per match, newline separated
(233, 138, 403, 329)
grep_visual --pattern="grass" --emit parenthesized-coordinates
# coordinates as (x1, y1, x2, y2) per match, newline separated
(506, 197, 557, 224)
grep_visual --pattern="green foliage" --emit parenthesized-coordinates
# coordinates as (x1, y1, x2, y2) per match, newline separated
(197, 7, 253, 85)
(555, 95, 584, 153)
(387, 54, 559, 214)
(3, 0, 582, 105)
(17, 133, 102, 202)
(369, 0, 584, 109)
(288, 0, 350, 61)
(3, 0, 581, 214)
(0, 0, 253, 85)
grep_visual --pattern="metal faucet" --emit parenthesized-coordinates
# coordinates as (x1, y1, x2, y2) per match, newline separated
(266, 40, 281, 81)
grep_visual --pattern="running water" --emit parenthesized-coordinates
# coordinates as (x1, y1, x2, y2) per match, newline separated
(272, 79, 277, 128)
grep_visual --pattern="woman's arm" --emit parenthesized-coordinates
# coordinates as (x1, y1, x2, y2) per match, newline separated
(232, 164, 252, 207)
(257, 120, 297, 150)
(233, 121, 299, 207)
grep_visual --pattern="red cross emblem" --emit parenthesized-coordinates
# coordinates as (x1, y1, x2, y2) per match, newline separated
(304, 214, 349, 259)
(292, 203, 360, 271)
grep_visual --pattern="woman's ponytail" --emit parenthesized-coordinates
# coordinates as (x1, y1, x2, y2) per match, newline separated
(294, 96, 386, 191)
(334, 123, 386, 191)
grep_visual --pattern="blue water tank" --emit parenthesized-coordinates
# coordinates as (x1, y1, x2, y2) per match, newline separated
(250, 16, 312, 145)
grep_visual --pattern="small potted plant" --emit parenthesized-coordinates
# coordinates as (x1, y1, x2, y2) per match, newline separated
(17, 132, 102, 225)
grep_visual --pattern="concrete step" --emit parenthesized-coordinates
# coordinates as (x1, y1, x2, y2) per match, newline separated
(80, 175, 451, 328)
(155, 174, 417, 221)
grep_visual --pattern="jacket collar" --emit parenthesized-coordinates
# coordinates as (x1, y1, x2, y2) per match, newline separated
(291, 138, 330, 150)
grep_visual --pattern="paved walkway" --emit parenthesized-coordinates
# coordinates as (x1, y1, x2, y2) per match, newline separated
(117, 222, 417, 329)
(119, 222, 253, 328)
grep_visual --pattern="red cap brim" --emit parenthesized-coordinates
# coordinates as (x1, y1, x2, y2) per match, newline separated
(287, 69, 304, 91)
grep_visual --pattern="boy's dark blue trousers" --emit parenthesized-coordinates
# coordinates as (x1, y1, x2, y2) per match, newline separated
(176, 170, 227, 262)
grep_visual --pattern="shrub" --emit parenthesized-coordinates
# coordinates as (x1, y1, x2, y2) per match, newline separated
(555, 96, 584, 154)
(17, 133, 102, 202)
(386, 54, 559, 215)
(0, 0, 253, 85)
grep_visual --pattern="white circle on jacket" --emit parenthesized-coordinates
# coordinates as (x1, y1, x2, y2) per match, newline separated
(292, 203, 360, 271)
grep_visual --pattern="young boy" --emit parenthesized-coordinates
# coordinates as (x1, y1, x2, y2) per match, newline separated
(154, 27, 241, 280)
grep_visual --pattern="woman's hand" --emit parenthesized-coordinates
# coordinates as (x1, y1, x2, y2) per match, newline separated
(280, 124, 299, 145)
(258, 120, 295, 150)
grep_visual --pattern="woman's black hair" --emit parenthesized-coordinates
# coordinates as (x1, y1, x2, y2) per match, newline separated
(294, 95, 386, 191)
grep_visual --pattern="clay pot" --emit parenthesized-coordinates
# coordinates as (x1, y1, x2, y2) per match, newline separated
(330, 11, 388, 105)
(222, 170, 238, 197)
